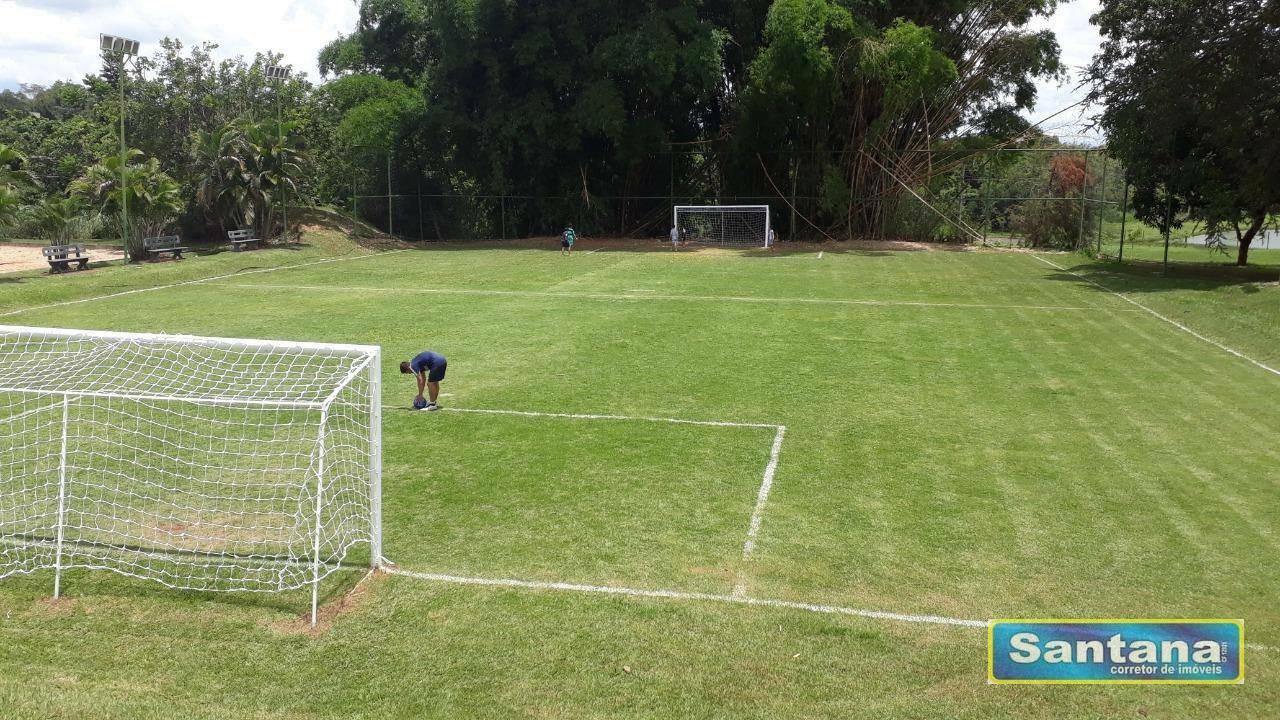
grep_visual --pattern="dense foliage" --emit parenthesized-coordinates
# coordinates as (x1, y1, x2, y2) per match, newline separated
(1088, 0, 1280, 265)
(0, 41, 308, 253)
(0, 3, 1069, 249)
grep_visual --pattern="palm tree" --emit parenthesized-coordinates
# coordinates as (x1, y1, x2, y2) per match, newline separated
(226, 118, 306, 240)
(71, 150, 183, 259)
(189, 123, 246, 235)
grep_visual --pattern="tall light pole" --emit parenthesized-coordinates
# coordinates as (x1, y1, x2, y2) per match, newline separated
(265, 64, 291, 242)
(100, 34, 140, 262)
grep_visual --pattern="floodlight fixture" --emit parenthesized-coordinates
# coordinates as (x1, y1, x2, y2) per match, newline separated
(99, 34, 141, 57)
(265, 65, 291, 82)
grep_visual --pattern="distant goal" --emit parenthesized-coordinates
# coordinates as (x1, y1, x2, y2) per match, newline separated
(0, 325, 382, 626)
(674, 205, 772, 247)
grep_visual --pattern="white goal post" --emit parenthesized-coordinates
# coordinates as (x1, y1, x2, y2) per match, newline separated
(674, 205, 773, 247)
(0, 325, 382, 626)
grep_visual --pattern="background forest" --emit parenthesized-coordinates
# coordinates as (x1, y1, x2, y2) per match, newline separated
(0, 0, 1273, 263)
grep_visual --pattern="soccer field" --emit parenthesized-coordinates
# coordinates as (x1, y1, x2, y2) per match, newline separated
(0, 236, 1277, 718)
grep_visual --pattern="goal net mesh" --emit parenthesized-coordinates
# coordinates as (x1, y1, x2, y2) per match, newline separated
(0, 326, 380, 595)
(675, 206, 770, 246)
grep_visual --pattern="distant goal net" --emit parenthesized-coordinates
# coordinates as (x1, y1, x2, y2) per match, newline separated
(0, 325, 382, 625)
(674, 205, 772, 247)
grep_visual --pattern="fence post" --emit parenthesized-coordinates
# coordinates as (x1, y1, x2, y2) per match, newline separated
(1077, 151, 1091, 249)
(1118, 181, 1130, 262)
(1095, 155, 1108, 256)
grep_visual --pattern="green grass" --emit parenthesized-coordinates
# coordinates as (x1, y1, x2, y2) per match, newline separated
(1, 237, 1278, 718)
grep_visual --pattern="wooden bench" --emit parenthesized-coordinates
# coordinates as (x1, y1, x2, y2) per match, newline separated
(42, 244, 91, 273)
(143, 236, 188, 260)
(227, 229, 261, 252)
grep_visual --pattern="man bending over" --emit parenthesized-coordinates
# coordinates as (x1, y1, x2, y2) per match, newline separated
(401, 350, 448, 411)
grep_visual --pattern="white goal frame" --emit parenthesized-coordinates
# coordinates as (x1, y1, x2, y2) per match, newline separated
(0, 325, 382, 626)
(674, 205, 772, 248)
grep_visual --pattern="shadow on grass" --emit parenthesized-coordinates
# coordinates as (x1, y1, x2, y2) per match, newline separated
(14, 562, 374, 624)
(1037, 254, 1279, 296)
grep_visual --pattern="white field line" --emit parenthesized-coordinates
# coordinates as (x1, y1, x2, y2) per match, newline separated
(1030, 254, 1280, 378)
(384, 567, 987, 629)
(222, 282, 1115, 313)
(0, 250, 410, 319)
(734, 425, 787, 598)
(443, 406, 787, 600)
(586, 249, 603, 255)
(381, 568, 1280, 647)
(444, 406, 783, 430)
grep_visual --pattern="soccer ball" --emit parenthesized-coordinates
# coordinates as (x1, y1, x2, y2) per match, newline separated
(413, 396, 428, 410)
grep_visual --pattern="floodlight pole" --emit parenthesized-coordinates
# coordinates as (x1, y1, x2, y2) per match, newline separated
(266, 64, 291, 242)
(101, 37, 140, 262)
(119, 55, 128, 262)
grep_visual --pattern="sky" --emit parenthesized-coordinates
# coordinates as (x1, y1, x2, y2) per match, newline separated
(0, 0, 1104, 142)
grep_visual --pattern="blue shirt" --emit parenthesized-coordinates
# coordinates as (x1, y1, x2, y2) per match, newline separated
(410, 351, 446, 374)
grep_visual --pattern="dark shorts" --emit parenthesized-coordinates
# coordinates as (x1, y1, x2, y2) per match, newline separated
(561, 239, 572, 247)
(426, 360, 447, 383)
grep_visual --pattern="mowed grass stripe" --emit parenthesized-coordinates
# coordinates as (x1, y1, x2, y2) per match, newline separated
(1030, 253, 1280, 378)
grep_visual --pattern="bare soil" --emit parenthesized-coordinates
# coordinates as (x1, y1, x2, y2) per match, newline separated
(0, 243, 125, 275)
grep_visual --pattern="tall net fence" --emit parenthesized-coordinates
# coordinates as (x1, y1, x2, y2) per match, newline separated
(337, 146, 1123, 251)
(0, 326, 381, 621)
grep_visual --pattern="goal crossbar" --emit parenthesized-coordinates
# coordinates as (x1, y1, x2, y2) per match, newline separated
(2, 325, 379, 356)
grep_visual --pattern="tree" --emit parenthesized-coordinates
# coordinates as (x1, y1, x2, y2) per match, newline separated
(71, 150, 183, 257)
(0, 143, 39, 227)
(1088, 0, 1280, 266)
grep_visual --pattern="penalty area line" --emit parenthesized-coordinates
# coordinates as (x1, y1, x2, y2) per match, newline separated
(383, 567, 987, 629)
(1030, 254, 1280, 378)
(443, 406, 783, 430)
(734, 424, 787, 598)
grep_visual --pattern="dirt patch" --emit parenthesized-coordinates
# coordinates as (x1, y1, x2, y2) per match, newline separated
(388, 235, 998, 255)
(263, 567, 387, 636)
(0, 243, 125, 275)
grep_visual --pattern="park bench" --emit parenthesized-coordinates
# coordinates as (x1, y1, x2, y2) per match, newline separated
(227, 229, 261, 252)
(42, 244, 91, 273)
(143, 235, 188, 261)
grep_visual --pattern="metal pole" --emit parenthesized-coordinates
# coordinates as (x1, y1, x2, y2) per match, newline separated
(1162, 190, 1174, 275)
(52, 395, 71, 599)
(119, 54, 129, 263)
(386, 150, 393, 237)
(368, 351, 383, 570)
(311, 409, 328, 628)
(279, 88, 287, 242)
(1118, 181, 1130, 262)
(1095, 155, 1108, 256)
(500, 196, 506, 240)
(1076, 151, 1091, 250)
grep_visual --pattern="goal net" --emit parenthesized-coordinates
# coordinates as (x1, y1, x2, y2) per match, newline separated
(0, 325, 381, 623)
(674, 205, 772, 247)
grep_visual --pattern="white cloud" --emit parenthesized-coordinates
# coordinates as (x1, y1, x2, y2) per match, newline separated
(1028, 0, 1105, 144)
(0, 0, 357, 90)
